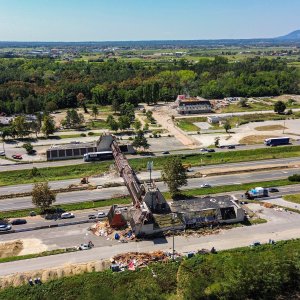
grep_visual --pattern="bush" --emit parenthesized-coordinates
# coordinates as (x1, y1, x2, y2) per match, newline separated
(288, 174, 300, 182)
(87, 132, 94, 136)
(80, 133, 86, 137)
(29, 167, 41, 177)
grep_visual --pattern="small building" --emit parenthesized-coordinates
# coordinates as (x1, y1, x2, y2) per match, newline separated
(46, 135, 135, 161)
(207, 116, 221, 124)
(170, 195, 245, 227)
(175, 95, 212, 115)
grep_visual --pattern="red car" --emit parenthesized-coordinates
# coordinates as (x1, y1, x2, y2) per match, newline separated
(12, 154, 23, 160)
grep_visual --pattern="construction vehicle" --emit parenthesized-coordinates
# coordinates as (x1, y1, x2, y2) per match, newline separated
(245, 187, 269, 200)
(183, 163, 192, 172)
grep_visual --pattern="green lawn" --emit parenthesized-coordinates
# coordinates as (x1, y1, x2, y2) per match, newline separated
(283, 194, 300, 204)
(1, 145, 300, 186)
(1, 239, 299, 299)
(86, 119, 110, 129)
(176, 117, 207, 131)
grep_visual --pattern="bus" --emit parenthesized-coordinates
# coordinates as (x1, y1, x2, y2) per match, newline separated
(83, 151, 113, 162)
(264, 137, 290, 147)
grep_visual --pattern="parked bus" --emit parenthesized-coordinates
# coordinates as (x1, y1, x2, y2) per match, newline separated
(83, 151, 113, 162)
(264, 137, 290, 147)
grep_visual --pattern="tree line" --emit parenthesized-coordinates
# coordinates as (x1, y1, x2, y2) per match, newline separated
(0, 56, 298, 115)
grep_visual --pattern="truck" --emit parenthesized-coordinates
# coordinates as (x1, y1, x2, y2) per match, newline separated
(245, 187, 269, 200)
(264, 137, 290, 147)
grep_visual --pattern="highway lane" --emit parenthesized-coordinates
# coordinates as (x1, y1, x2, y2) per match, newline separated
(1, 142, 300, 172)
(1, 156, 300, 196)
(1, 202, 300, 276)
(1, 168, 300, 211)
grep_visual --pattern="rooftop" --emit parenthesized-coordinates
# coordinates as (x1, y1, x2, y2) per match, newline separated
(170, 195, 237, 213)
(48, 141, 97, 150)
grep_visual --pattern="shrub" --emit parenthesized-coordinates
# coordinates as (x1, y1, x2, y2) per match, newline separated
(288, 174, 300, 182)
(80, 133, 86, 137)
(87, 132, 94, 136)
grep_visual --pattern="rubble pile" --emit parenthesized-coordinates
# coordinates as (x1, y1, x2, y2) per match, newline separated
(111, 251, 169, 270)
(90, 221, 114, 237)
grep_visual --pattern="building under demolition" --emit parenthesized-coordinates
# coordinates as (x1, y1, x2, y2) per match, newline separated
(170, 195, 245, 228)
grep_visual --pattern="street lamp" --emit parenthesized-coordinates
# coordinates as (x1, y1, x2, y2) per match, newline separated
(171, 213, 177, 260)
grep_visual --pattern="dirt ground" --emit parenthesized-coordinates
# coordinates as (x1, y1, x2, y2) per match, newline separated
(0, 240, 23, 258)
(255, 125, 287, 131)
(239, 135, 280, 145)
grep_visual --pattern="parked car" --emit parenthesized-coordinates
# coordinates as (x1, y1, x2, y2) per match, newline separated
(78, 243, 90, 250)
(200, 148, 208, 152)
(88, 214, 96, 219)
(268, 187, 279, 193)
(11, 219, 27, 225)
(207, 149, 215, 153)
(29, 211, 37, 217)
(12, 154, 22, 159)
(200, 183, 212, 188)
(0, 151, 5, 156)
(0, 224, 12, 232)
(97, 211, 106, 218)
(61, 212, 75, 219)
(28, 149, 37, 155)
(228, 145, 236, 149)
(162, 151, 170, 155)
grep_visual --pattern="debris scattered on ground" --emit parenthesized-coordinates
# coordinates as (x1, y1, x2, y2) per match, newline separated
(110, 251, 176, 270)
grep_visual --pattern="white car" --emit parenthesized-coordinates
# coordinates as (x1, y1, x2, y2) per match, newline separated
(0, 151, 5, 156)
(78, 243, 90, 250)
(0, 224, 12, 231)
(97, 211, 106, 218)
(61, 212, 75, 219)
(200, 183, 212, 188)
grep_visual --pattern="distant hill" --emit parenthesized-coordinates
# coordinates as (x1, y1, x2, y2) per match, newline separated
(276, 30, 300, 40)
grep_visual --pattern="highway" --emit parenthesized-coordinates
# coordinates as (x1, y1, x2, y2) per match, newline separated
(1, 156, 300, 196)
(1, 200, 300, 276)
(1, 167, 300, 211)
(1, 142, 300, 172)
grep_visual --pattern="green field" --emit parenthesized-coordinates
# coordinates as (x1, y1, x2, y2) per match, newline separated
(283, 194, 300, 204)
(1, 239, 299, 299)
(1, 145, 300, 186)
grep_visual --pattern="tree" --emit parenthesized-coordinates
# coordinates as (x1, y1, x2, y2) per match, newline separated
(45, 101, 58, 113)
(77, 93, 88, 113)
(22, 142, 33, 154)
(214, 137, 220, 148)
(41, 115, 55, 137)
(224, 122, 231, 133)
(32, 182, 56, 213)
(110, 119, 119, 131)
(132, 130, 149, 150)
(91, 105, 99, 119)
(118, 115, 131, 130)
(239, 98, 248, 107)
(12, 116, 27, 138)
(133, 119, 142, 131)
(274, 101, 286, 114)
(120, 102, 135, 121)
(161, 157, 187, 198)
(62, 109, 84, 128)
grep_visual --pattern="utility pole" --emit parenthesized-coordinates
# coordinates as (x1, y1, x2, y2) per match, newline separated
(172, 213, 176, 261)
(147, 161, 153, 182)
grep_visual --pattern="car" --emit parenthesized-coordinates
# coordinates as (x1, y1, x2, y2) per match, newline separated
(207, 149, 215, 153)
(88, 214, 96, 219)
(0, 224, 12, 231)
(28, 149, 37, 155)
(250, 241, 261, 247)
(0, 151, 5, 156)
(200, 183, 212, 188)
(227, 145, 236, 149)
(162, 151, 170, 155)
(97, 211, 106, 218)
(268, 187, 279, 193)
(61, 212, 75, 219)
(12, 154, 22, 159)
(11, 219, 27, 225)
(29, 211, 37, 217)
(200, 148, 208, 152)
(78, 243, 90, 250)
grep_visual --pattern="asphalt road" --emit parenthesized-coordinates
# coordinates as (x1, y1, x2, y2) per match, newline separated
(1, 142, 300, 172)
(1, 201, 299, 276)
(1, 156, 300, 196)
(1, 167, 300, 212)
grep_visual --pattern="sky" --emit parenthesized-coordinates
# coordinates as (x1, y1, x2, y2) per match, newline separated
(0, 0, 300, 41)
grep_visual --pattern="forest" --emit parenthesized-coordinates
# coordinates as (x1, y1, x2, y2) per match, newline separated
(0, 56, 299, 115)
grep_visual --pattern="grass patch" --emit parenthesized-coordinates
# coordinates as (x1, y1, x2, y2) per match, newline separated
(176, 117, 206, 132)
(283, 194, 300, 204)
(239, 135, 280, 145)
(0, 249, 70, 264)
(86, 119, 110, 129)
(255, 125, 287, 131)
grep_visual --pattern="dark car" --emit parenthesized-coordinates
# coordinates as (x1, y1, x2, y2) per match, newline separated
(268, 187, 279, 193)
(228, 145, 236, 149)
(28, 149, 37, 155)
(88, 214, 96, 219)
(207, 149, 215, 153)
(11, 219, 27, 225)
(162, 151, 170, 155)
